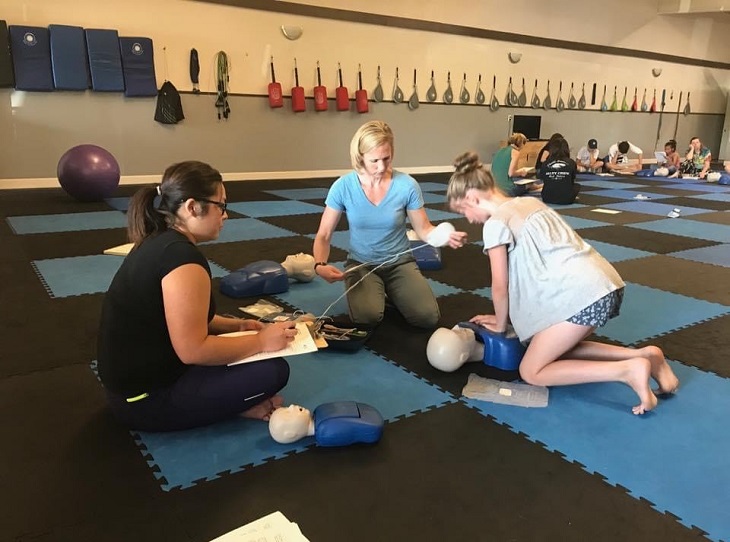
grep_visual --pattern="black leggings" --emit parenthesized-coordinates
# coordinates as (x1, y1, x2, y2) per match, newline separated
(105, 357, 290, 432)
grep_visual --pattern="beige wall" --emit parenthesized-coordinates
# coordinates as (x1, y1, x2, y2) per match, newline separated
(0, 0, 727, 182)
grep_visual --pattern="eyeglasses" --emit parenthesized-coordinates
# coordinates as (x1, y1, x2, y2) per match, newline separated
(197, 198, 227, 215)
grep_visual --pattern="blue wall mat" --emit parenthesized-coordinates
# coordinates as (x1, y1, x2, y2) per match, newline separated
(629, 218, 730, 243)
(559, 215, 609, 230)
(226, 200, 323, 218)
(264, 188, 331, 200)
(7, 211, 126, 234)
(32, 255, 228, 298)
(669, 245, 730, 268)
(585, 240, 654, 263)
(596, 283, 729, 344)
(577, 179, 645, 189)
(105, 197, 130, 211)
(588, 189, 673, 201)
(604, 201, 707, 216)
(464, 360, 730, 542)
(201, 218, 296, 244)
(129, 348, 455, 490)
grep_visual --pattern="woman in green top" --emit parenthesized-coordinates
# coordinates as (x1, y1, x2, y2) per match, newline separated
(491, 132, 535, 196)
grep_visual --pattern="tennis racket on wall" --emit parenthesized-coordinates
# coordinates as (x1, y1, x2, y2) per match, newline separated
(373, 65, 384, 102)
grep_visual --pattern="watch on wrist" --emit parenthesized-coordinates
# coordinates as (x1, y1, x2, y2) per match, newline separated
(314, 262, 327, 271)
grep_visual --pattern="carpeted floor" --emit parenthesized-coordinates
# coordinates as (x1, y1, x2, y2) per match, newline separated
(1, 172, 728, 542)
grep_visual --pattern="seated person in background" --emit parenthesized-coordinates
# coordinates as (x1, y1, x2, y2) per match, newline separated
(657, 139, 681, 178)
(680, 137, 712, 179)
(534, 132, 563, 173)
(576, 138, 604, 173)
(539, 138, 580, 205)
(604, 140, 643, 174)
(491, 132, 540, 197)
(97, 161, 296, 432)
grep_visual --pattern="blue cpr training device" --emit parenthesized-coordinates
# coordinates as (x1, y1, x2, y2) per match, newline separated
(457, 321, 526, 371)
(219, 260, 289, 298)
(313, 401, 384, 447)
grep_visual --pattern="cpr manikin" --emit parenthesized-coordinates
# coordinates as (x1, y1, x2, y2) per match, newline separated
(269, 402, 384, 447)
(426, 322, 526, 372)
(281, 253, 316, 282)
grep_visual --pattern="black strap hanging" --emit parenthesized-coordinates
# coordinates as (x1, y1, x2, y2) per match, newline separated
(214, 51, 230, 120)
(189, 48, 200, 93)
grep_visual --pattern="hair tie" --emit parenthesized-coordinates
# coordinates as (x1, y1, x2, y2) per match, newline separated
(156, 184, 162, 196)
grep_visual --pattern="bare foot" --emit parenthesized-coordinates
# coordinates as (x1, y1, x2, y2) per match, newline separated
(241, 399, 276, 421)
(624, 357, 658, 415)
(640, 345, 680, 395)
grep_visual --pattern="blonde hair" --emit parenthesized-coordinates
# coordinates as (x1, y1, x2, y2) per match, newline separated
(350, 120, 394, 171)
(446, 151, 498, 202)
(508, 132, 527, 148)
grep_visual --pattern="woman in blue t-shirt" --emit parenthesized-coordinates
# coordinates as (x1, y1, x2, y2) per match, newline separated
(313, 121, 467, 328)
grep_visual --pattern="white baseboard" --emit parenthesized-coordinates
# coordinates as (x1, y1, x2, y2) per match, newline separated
(0, 165, 453, 190)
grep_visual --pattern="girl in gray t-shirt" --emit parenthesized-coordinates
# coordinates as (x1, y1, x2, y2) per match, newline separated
(446, 151, 679, 415)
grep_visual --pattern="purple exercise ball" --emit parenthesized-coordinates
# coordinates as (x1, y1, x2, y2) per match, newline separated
(57, 144, 120, 202)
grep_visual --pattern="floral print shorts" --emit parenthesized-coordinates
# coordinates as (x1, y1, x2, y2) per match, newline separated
(568, 288, 624, 328)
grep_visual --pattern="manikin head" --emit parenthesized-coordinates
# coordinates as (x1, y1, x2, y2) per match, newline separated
(655, 167, 669, 177)
(268, 405, 315, 444)
(426, 326, 484, 372)
(281, 253, 316, 282)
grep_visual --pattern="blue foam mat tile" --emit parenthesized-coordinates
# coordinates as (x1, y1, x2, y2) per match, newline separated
(417, 182, 448, 192)
(577, 179, 646, 189)
(464, 361, 730, 542)
(104, 197, 131, 212)
(628, 218, 730, 243)
(420, 208, 462, 222)
(587, 189, 674, 200)
(121, 348, 454, 491)
(603, 201, 708, 216)
(201, 218, 297, 244)
(7, 210, 127, 234)
(33, 255, 228, 298)
(560, 215, 610, 230)
(596, 282, 729, 345)
(263, 188, 331, 200)
(273, 262, 463, 318)
(274, 265, 350, 318)
(655, 182, 730, 193)
(226, 200, 324, 217)
(690, 192, 730, 203)
(585, 240, 654, 263)
(668, 244, 730, 268)
(545, 202, 588, 210)
(422, 191, 448, 205)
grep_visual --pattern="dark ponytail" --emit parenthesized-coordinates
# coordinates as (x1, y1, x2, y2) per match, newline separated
(127, 161, 223, 245)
